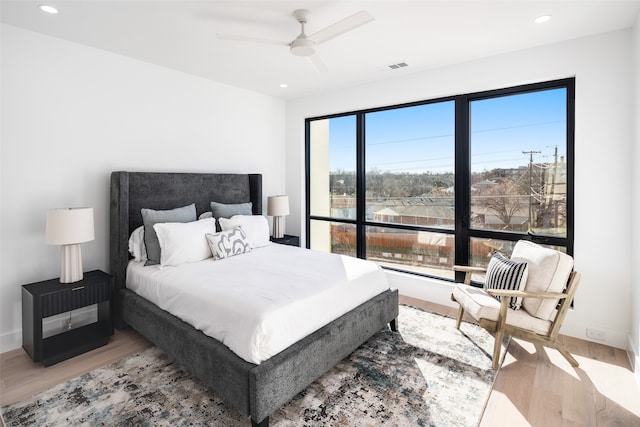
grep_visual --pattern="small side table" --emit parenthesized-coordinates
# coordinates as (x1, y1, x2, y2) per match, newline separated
(270, 234, 300, 247)
(22, 270, 114, 366)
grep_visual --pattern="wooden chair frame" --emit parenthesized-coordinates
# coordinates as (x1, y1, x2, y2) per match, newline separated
(451, 266, 581, 370)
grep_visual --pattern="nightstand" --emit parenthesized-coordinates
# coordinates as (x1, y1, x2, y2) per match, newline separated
(270, 234, 300, 247)
(22, 270, 114, 366)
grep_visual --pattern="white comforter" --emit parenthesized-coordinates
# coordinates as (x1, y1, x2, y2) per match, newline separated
(126, 244, 390, 364)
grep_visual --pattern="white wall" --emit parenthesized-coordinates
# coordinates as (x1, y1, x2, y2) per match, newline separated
(0, 24, 286, 352)
(2, 22, 636, 361)
(630, 11, 640, 382)
(286, 29, 634, 349)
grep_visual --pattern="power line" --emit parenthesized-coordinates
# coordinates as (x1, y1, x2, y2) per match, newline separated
(472, 119, 565, 134)
(366, 133, 453, 146)
(365, 119, 564, 146)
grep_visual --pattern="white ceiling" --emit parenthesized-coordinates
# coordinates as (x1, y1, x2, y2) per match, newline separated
(2, 1, 639, 100)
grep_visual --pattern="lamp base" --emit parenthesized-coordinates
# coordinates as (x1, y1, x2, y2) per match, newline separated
(272, 216, 285, 239)
(60, 244, 84, 283)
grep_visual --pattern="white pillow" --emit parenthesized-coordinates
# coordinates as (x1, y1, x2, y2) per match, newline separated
(511, 240, 573, 320)
(206, 227, 252, 260)
(218, 215, 270, 248)
(128, 226, 147, 262)
(153, 218, 216, 266)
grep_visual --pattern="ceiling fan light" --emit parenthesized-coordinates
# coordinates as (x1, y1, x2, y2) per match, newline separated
(39, 5, 58, 14)
(290, 38, 315, 56)
(535, 15, 551, 24)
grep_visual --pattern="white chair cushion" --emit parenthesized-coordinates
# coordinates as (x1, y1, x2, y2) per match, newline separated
(511, 240, 573, 320)
(453, 283, 501, 321)
(453, 284, 552, 335)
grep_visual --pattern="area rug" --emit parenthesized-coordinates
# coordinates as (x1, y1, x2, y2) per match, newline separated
(1, 305, 506, 426)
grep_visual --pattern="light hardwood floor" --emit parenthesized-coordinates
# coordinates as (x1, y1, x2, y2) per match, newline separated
(2, 296, 639, 426)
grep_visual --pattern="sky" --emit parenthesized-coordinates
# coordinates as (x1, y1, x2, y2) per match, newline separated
(324, 88, 567, 174)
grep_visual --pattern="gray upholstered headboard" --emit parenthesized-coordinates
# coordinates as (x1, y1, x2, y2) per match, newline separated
(109, 172, 262, 321)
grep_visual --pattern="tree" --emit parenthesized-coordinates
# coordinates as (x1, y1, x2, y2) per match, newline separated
(473, 178, 526, 230)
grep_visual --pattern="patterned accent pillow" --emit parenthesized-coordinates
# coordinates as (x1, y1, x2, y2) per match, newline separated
(206, 227, 251, 260)
(484, 252, 529, 310)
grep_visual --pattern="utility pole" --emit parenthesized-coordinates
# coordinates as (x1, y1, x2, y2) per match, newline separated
(523, 150, 541, 230)
(550, 145, 558, 197)
(551, 145, 558, 228)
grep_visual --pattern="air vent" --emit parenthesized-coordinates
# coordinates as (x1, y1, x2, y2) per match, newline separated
(388, 62, 408, 70)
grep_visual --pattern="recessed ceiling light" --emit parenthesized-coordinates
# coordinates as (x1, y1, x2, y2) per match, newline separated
(279, 83, 288, 88)
(534, 15, 551, 24)
(39, 5, 58, 14)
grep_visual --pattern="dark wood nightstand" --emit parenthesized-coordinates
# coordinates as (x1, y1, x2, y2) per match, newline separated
(21, 270, 114, 366)
(270, 234, 300, 247)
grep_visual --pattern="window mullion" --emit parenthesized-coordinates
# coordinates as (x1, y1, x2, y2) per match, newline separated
(565, 80, 575, 256)
(304, 119, 311, 249)
(454, 96, 470, 279)
(356, 113, 366, 259)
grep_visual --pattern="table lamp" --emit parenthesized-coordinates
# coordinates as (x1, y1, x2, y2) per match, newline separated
(45, 207, 95, 283)
(267, 195, 289, 239)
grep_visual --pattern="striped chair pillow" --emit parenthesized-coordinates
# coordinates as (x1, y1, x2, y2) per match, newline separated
(484, 252, 529, 310)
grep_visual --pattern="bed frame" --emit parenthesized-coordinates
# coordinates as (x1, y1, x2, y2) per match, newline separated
(109, 171, 399, 426)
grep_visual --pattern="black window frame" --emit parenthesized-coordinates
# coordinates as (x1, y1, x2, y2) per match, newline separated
(305, 78, 575, 282)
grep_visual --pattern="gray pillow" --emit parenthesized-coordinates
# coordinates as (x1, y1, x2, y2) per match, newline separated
(210, 201, 252, 219)
(141, 203, 196, 265)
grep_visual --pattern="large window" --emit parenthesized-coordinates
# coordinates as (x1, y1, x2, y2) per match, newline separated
(306, 79, 574, 281)
(470, 89, 568, 237)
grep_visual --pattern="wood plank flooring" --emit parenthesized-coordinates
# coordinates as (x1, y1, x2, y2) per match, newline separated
(401, 296, 640, 427)
(0, 328, 152, 408)
(2, 296, 639, 426)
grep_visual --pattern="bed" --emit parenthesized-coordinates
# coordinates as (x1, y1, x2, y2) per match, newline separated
(109, 171, 399, 426)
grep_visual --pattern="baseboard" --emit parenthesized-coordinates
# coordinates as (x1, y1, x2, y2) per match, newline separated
(628, 335, 640, 390)
(559, 321, 629, 350)
(388, 270, 633, 350)
(636, 356, 640, 391)
(385, 270, 457, 308)
(0, 329, 22, 354)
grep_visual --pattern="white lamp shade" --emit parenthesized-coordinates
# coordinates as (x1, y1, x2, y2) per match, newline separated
(45, 207, 95, 245)
(267, 195, 290, 217)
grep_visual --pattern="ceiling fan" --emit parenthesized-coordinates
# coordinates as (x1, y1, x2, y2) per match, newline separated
(217, 9, 374, 71)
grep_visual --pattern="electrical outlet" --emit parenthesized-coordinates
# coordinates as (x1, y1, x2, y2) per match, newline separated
(586, 328, 605, 341)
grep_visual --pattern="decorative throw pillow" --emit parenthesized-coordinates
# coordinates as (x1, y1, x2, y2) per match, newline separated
(206, 227, 251, 260)
(210, 201, 253, 219)
(154, 218, 216, 267)
(128, 225, 147, 262)
(484, 252, 529, 310)
(141, 203, 197, 266)
(218, 215, 270, 248)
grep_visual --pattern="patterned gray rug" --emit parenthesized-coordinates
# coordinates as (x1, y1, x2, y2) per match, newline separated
(1, 305, 506, 426)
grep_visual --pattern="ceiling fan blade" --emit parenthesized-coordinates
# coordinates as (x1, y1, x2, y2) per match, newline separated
(216, 33, 289, 47)
(309, 10, 374, 45)
(308, 54, 328, 73)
